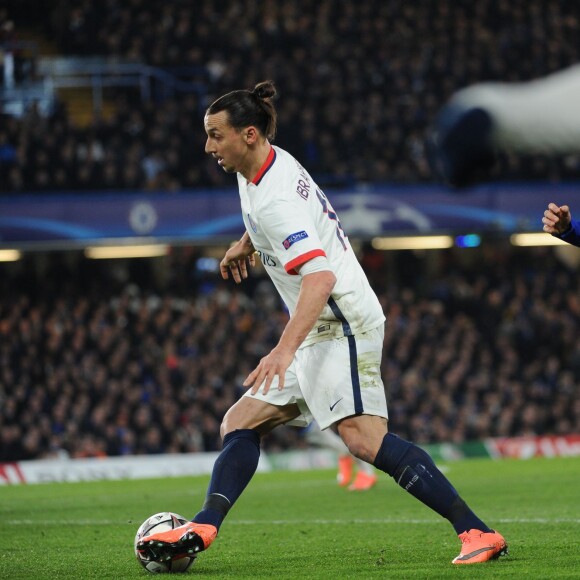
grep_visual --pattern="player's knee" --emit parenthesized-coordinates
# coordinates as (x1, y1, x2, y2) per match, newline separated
(344, 438, 375, 462)
(220, 405, 249, 439)
(338, 421, 383, 463)
(219, 412, 234, 440)
(220, 399, 300, 440)
(219, 419, 228, 440)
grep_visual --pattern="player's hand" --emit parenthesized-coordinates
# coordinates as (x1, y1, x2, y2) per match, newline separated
(220, 238, 256, 283)
(244, 346, 294, 396)
(542, 203, 572, 235)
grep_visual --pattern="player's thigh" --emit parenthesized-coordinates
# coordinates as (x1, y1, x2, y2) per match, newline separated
(238, 358, 313, 430)
(222, 396, 301, 437)
(296, 325, 388, 430)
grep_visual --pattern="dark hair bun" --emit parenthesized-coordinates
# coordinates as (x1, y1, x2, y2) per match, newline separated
(252, 80, 277, 100)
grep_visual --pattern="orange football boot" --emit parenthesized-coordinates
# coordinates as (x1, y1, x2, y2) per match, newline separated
(452, 529, 508, 564)
(348, 471, 378, 491)
(337, 455, 354, 486)
(137, 522, 217, 563)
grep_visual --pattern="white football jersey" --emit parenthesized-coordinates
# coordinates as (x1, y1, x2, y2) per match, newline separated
(238, 145, 385, 347)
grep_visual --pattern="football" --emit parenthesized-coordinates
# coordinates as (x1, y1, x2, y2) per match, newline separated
(134, 512, 196, 574)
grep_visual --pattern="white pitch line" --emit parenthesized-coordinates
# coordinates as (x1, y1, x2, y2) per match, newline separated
(232, 517, 580, 525)
(6, 517, 580, 526)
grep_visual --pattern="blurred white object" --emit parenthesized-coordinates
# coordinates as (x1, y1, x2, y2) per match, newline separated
(427, 65, 580, 186)
(451, 65, 580, 154)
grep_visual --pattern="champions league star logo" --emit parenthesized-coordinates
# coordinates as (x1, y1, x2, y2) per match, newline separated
(335, 195, 431, 236)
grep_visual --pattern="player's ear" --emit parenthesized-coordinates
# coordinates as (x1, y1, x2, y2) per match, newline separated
(244, 127, 258, 144)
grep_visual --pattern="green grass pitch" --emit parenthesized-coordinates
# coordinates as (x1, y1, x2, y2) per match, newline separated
(1, 456, 579, 578)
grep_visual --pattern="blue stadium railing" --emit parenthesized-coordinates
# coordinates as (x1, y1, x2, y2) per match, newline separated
(1, 52, 210, 118)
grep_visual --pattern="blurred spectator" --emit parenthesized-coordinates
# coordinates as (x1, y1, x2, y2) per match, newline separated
(1, 14, 18, 89)
(1, 7, 38, 88)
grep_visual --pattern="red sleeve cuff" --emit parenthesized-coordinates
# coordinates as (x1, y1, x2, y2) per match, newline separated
(284, 249, 326, 275)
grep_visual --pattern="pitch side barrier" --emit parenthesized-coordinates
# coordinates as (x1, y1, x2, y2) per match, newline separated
(1, 434, 579, 485)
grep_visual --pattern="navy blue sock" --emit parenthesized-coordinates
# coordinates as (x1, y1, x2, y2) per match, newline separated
(373, 433, 491, 535)
(193, 429, 261, 530)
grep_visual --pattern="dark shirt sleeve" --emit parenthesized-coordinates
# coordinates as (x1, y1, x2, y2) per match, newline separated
(556, 220, 580, 247)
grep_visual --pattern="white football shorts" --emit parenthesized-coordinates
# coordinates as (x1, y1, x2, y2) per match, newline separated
(243, 324, 388, 430)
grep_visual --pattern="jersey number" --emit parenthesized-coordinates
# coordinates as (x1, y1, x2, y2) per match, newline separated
(316, 188, 347, 250)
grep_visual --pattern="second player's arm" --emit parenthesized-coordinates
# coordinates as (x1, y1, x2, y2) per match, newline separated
(542, 202, 580, 247)
(244, 269, 337, 394)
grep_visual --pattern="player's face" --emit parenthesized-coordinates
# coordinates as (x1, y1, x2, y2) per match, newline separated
(204, 111, 248, 173)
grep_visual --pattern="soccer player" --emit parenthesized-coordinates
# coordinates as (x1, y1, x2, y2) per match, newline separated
(542, 202, 580, 247)
(303, 421, 378, 491)
(137, 81, 507, 566)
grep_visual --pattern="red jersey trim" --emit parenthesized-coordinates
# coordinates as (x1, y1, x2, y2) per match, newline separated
(251, 147, 277, 185)
(284, 249, 327, 276)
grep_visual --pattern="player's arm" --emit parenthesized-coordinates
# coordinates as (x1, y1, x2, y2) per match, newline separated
(244, 261, 336, 395)
(542, 203, 580, 247)
(274, 265, 336, 358)
(220, 231, 256, 283)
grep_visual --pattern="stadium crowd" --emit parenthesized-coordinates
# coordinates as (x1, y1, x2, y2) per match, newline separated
(1, 244, 578, 461)
(1, 0, 579, 462)
(1, 0, 580, 193)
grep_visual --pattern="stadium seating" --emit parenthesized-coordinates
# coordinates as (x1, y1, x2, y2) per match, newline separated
(1, 245, 578, 460)
(1, 0, 580, 192)
(1, 1, 579, 462)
